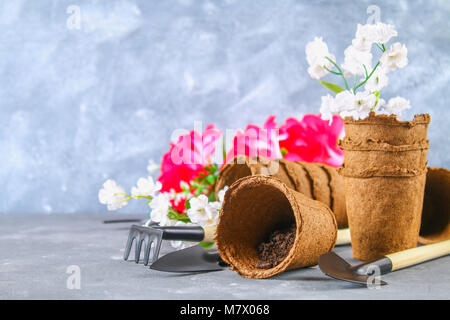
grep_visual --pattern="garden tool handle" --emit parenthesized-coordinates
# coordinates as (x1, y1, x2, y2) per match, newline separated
(385, 239, 450, 271)
(157, 225, 350, 244)
(202, 225, 216, 242)
(154, 225, 216, 242)
(335, 228, 351, 246)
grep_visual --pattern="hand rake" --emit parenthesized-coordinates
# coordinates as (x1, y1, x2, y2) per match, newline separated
(123, 223, 216, 266)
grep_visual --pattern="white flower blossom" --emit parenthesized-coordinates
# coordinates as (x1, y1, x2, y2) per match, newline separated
(352, 24, 374, 52)
(149, 193, 171, 226)
(131, 176, 162, 198)
(352, 23, 397, 52)
(305, 37, 336, 79)
(98, 179, 128, 211)
(187, 194, 221, 227)
(147, 159, 160, 174)
(351, 91, 378, 120)
(380, 42, 408, 72)
(320, 94, 336, 122)
(320, 90, 377, 121)
(217, 186, 229, 203)
(180, 181, 190, 191)
(364, 67, 389, 92)
(334, 90, 358, 114)
(382, 96, 411, 117)
(342, 45, 372, 76)
(370, 23, 398, 44)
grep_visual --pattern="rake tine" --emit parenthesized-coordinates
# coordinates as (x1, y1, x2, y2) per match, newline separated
(143, 235, 151, 266)
(134, 232, 143, 263)
(123, 229, 136, 261)
(149, 235, 162, 265)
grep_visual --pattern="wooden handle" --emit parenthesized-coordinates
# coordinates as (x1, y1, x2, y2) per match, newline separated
(203, 225, 217, 242)
(386, 239, 450, 271)
(335, 228, 351, 246)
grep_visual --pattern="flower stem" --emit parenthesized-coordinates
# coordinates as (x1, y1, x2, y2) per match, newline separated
(325, 56, 349, 90)
(352, 74, 358, 93)
(323, 66, 341, 76)
(115, 193, 153, 203)
(354, 61, 381, 91)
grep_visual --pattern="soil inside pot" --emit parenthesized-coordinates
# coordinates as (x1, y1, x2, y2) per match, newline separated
(255, 223, 296, 269)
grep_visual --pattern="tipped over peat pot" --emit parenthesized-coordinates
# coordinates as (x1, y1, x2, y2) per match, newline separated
(419, 167, 450, 244)
(216, 175, 337, 279)
(216, 155, 348, 228)
(339, 113, 431, 261)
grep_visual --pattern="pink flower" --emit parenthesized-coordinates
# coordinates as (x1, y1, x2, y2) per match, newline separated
(158, 124, 222, 192)
(224, 115, 281, 164)
(278, 114, 344, 167)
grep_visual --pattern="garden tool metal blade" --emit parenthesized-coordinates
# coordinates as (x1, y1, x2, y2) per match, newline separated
(318, 251, 388, 286)
(150, 245, 227, 273)
(319, 239, 450, 286)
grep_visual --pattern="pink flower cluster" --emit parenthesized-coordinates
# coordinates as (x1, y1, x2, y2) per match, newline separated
(158, 124, 221, 193)
(278, 115, 344, 167)
(157, 114, 344, 202)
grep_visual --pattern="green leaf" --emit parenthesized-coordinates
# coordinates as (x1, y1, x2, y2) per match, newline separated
(184, 199, 191, 211)
(206, 174, 215, 185)
(208, 191, 216, 202)
(373, 90, 380, 108)
(205, 163, 218, 174)
(280, 147, 288, 158)
(199, 241, 215, 249)
(168, 211, 191, 223)
(318, 80, 345, 94)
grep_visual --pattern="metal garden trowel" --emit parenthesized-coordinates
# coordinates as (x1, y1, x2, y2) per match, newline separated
(150, 244, 228, 273)
(319, 239, 450, 286)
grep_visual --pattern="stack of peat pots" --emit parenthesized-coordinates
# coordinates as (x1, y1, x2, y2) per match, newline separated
(339, 113, 431, 261)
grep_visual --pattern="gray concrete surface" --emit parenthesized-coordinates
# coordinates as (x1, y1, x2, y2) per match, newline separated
(0, 214, 448, 299)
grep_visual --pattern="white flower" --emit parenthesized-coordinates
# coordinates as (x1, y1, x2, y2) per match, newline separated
(352, 24, 375, 52)
(217, 186, 229, 203)
(342, 45, 372, 76)
(131, 176, 162, 198)
(187, 195, 221, 227)
(380, 42, 408, 72)
(180, 181, 190, 191)
(364, 67, 389, 92)
(149, 193, 171, 226)
(147, 159, 160, 174)
(321, 90, 377, 121)
(382, 96, 411, 117)
(98, 179, 128, 211)
(352, 23, 397, 51)
(320, 94, 336, 121)
(305, 37, 336, 79)
(370, 23, 398, 44)
(334, 90, 357, 113)
(352, 91, 377, 119)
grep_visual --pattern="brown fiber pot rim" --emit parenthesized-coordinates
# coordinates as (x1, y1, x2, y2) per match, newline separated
(342, 112, 430, 126)
(217, 175, 337, 278)
(217, 176, 303, 278)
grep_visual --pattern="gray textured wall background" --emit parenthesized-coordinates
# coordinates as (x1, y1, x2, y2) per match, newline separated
(1, 0, 449, 214)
